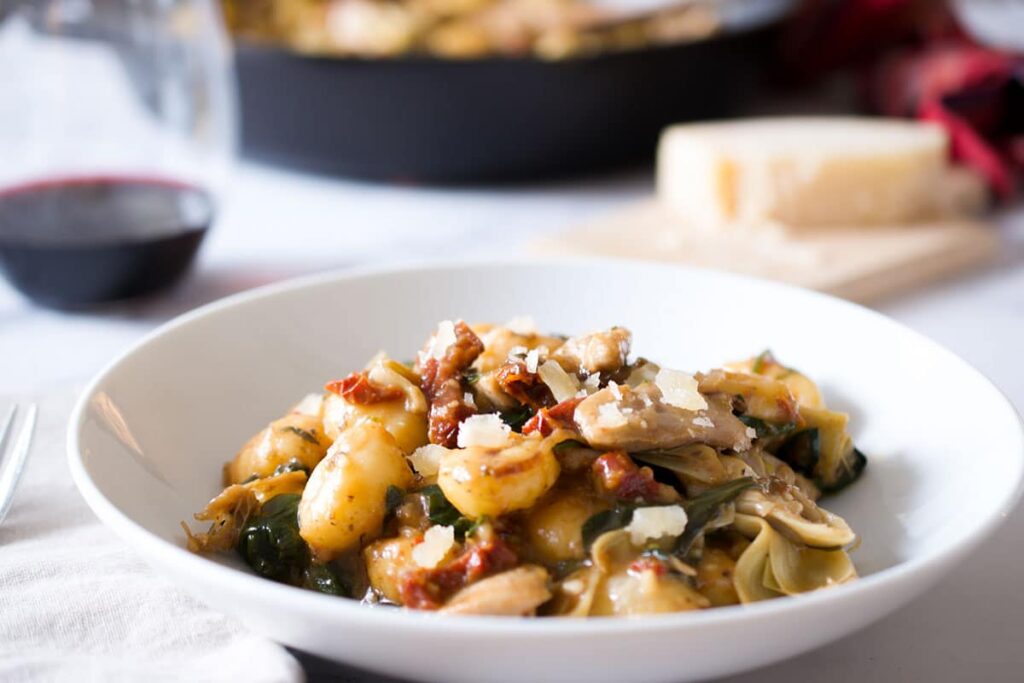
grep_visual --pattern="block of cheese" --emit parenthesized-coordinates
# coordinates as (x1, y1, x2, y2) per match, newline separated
(657, 117, 953, 229)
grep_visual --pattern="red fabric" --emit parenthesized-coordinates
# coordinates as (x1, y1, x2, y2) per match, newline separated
(782, 0, 1024, 199)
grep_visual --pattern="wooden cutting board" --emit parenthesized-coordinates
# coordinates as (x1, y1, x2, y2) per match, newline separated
(531, 199, 999, 303)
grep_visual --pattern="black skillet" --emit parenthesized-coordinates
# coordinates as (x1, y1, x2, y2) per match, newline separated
(234, 0, 795, 182)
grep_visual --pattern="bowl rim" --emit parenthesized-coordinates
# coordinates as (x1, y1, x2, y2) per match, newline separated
(67, 257, 1024, 637)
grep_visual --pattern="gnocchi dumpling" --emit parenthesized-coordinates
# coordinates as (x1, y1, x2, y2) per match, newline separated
(225, 412, 330, 485)
(322, 356, 429, 454)
(299, 422, 414, 560)
(437, 433, 561, 518)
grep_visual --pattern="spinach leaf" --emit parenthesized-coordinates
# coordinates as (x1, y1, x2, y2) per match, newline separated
(271, 458, 310, 477)
(420, 484, 462, 526)
(738, 415, 797, 440)
(630, 450, 693, 475)
(817, 447, 868, 494)
(499, 405, 535, 432)
(302, 563, 349, 597)
(581, 507, 634, 550)
(385, 485, 405, 517)
(674, 477, 757, 557)
(420, 484, 479, 538)
(237, 493, 306, 581)
(462, 368, 481, 385)
(553, 439, 589, 456)
(281, 425, 320, 445)
(776, 429, 820, 478)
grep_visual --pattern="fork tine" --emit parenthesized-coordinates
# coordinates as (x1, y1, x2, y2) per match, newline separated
(0, 404, 36, 526)
(0, 406, 15, 458)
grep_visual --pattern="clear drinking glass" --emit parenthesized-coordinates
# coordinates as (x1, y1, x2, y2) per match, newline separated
(0, 0, 236, 308)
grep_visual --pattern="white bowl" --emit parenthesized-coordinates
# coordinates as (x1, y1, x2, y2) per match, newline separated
(68, 261, 1024, 683)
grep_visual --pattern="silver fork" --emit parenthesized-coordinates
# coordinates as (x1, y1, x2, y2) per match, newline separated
(0, 404, 37, 526)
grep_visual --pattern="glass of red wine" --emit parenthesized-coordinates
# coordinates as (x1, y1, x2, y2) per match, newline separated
(0, 0, 236, 309)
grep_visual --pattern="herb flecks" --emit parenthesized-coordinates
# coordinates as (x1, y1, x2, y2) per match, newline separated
(280, 425, 321, 445)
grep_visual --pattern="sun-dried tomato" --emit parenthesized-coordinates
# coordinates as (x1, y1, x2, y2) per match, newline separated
(399, 537, 519, 610)
(522, 396, 583, 436)
(494, 360, 554, 410)
(591, 451, 678, 504)
(628, 556, 668, 577)
(324, 372, 404, 404)
(418, 321, 484, 447)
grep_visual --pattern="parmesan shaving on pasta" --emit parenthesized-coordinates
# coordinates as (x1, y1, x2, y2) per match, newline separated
(507, 345, 528, 360)
(655, 368, 708, 411)
(525, 348, 540, 373)
(412, 525, 456, 568)
(409, 444, 447, 477)
(597, 401, 628, 428)
(424, 320, 457, 360)
(626, 506, 688, 545)
(538, 360, 580, 402)
(457, 413, 512, 448)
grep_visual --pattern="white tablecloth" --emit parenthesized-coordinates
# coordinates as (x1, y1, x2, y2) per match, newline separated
(0, 388, 302, 683)
(1, 161, 1022, 681)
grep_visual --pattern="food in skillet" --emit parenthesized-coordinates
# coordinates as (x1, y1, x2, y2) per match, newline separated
(184, 319, 866, 616)
(222, 0, 721, 59)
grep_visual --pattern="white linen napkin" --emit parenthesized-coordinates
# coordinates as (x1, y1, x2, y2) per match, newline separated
(0, 388, 303, 683)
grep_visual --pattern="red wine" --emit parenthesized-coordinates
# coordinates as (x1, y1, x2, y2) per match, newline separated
(0, 176, 213, 309)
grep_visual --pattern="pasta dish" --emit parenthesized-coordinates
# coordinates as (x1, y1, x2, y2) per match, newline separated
(185, 319, 866, 616)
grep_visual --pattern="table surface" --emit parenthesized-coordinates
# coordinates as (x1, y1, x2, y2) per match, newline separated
(3, 161, 1023, 682)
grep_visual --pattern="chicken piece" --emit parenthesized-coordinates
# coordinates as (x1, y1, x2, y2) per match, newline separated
(574, 383, 751, 453)
(439, 566, 552, 616)
(551, 327, 631, 376)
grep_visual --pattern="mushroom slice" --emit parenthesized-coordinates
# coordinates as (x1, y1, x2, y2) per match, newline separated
(767, 530, 857, 595)
(733, 513, 856, 602)
(549, 566, 603, 617)
(439, 565, 552, 616)
(574, 383, 751, 453)
(736, 489, 855, 550)
(732, 514, 783, 604)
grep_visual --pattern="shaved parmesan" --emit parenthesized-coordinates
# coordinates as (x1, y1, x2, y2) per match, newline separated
(409, 444, 447, 477)
(597, 401, 628, 428)
(693, 416, 715, 428)
(525, 348, 540, 374)
(583, 374, 602, 393)
(505, 316, 538, 335)
(424, 320, 457, 360)
(608, 381, 623, 401)
(655, 368, 708, 411)
(464, 392, 477, 409)
(412, 525, 456, 568)
(457, 413, 511, 448)
(538, 360, 581, 403)
(507, 345, 528, 360)
(626, 506, 688, 545)
(745, 426, 758, 440)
